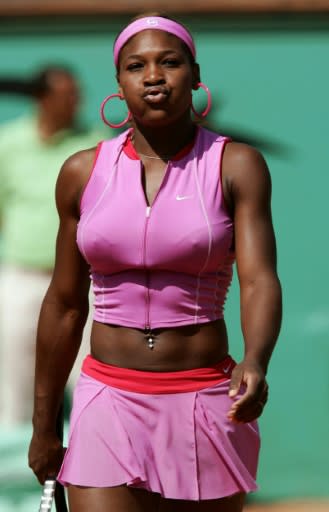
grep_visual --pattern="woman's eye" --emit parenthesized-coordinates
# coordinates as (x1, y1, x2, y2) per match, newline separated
(127, 63, 143, 71)
(163, 59, 179, 67)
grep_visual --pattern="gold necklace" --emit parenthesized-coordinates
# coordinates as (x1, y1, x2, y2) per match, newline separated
(130, 135, 172, 161)
(137, 151, 171, 160)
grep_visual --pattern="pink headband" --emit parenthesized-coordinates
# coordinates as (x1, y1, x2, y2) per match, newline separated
(113, 16, 196, 67)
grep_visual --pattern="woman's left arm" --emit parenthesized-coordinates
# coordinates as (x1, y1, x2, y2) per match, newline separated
(222, 142, 282, 423)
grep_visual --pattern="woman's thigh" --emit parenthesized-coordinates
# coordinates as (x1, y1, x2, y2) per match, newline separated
(159, 492, 246, 512)
(68, 485, 161, 512)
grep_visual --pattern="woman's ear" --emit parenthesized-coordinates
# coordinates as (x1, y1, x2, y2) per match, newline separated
(192, 63, 201, 90)
(116, 74, 124, 98)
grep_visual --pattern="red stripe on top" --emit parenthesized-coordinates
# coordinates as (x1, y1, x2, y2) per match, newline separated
(82, 354, 236, 394)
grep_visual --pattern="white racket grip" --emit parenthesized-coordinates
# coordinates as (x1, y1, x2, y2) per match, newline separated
(39, 478, 56, 511)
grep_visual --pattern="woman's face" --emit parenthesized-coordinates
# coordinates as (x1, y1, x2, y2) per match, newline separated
(117, 29, 200, 127)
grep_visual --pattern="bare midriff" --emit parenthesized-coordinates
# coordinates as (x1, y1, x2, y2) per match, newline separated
(90, 319, 229, 372)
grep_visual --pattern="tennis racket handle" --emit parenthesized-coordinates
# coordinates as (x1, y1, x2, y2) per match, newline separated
(39, 478, 56, 511)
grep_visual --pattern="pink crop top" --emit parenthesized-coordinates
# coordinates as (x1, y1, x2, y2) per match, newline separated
(77, 126, 235, 330)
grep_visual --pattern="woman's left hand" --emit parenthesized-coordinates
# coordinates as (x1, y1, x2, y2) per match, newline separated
(227, 360, 268, 423)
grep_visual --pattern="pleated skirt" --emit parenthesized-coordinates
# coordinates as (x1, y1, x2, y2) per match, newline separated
(57, 364, 260, 501)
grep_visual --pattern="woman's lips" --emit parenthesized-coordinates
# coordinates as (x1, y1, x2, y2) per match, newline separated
(143, 87, 169, 104)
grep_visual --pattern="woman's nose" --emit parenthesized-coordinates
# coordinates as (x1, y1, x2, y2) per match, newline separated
(143, 64, 165, 86)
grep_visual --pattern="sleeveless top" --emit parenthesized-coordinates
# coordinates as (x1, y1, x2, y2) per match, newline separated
(77, 126, 235, 330)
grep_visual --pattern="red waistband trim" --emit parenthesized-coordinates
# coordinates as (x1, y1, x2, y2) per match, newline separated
(81, 354, 236, 394)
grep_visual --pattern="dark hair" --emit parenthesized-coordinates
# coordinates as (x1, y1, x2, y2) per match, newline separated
(0, 64, 75, 99)
(30, 65, 75, 98)
(115, 11, 196, 70)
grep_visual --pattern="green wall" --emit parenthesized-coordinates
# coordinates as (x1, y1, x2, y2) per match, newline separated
(0, 14, 328, 503)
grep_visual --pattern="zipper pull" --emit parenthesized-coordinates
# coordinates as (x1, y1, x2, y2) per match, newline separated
(146, 206, 151, 217)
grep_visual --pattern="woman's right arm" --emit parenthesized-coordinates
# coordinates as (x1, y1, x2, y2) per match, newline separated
(28, 149, 95, 484)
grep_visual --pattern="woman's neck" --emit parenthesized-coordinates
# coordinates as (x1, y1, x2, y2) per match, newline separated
(132, 119, 197, 161)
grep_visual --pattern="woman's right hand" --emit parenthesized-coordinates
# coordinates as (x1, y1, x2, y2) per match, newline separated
(28, 431, 66, 485)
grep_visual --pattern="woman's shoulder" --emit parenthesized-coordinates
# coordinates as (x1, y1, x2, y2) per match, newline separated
(56, 147, 98, 211)
(224, 141, 266, 163)
(59, 146, 99, 185)
(62, 146, 98, 173)
(222, 141, 270, 185)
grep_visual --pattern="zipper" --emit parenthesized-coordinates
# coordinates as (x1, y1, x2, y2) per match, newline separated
(143, 205, 151, 330)
(140, 162, 171, 332)
(143, 206, 156, 348)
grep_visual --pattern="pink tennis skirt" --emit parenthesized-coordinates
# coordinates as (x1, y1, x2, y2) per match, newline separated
(57, 355, 260, 501)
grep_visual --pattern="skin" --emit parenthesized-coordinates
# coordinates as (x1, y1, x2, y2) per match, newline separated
(28, 28, 282, 512)
(37, 71, 80, 140)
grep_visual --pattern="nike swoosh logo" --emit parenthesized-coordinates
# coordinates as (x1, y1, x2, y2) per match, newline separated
(176, 195, 194, 201)
(223, 364, 232, 374)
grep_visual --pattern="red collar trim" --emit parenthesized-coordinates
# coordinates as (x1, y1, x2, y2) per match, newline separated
(122, 130, 197, 161)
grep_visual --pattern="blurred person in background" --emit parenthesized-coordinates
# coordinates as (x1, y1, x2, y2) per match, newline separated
(0, 64, 111, 426)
